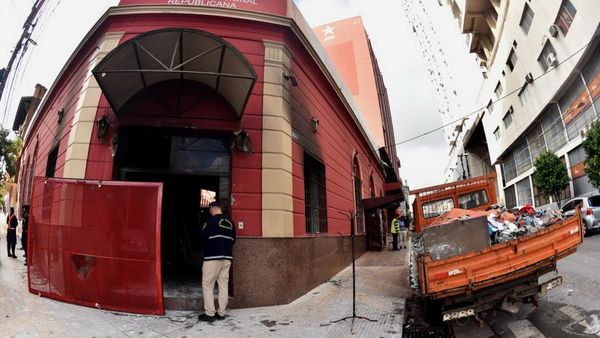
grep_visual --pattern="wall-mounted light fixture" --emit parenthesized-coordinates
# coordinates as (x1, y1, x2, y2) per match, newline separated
(283, 71, 298, 87)
(96, 115, 110, 139)
(311, 117, 319, 133)
(57, 108, 65, 124)
(233, 129, 253, 154)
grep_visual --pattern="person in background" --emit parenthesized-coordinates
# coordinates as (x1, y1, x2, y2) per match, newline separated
(21, 205, 29, 266)
(7, 207, 18, 258)
(391, 209, 400, 251)
(198, 201, 236, 322)
(398, 209, 408, 249)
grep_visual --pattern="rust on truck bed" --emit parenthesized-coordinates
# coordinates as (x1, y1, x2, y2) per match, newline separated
(418, 210, 583, 299)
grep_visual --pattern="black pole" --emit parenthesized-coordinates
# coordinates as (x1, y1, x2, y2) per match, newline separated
(331, 211, 376, 329)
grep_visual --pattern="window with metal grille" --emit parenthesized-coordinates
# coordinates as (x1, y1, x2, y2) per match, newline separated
(527, 124, 546, 162)
(506, 48, 518, 71)
(502, 153, 517, 183)
(541, 104, 567, 152)
(514, 141, 532, 176)
(555, 0, 577, 35)
(304, 152, 327, 234)
(516, 177, 533, 206)
(45, 144, 59, 178)
(520, 3, 535, 34)
(504, 185, 517, 209)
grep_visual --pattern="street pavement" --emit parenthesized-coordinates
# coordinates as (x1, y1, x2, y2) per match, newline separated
(481, 231, 600, 338)
(0, 237, 409, 338)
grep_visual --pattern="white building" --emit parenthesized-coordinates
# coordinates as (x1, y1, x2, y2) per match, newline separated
(448, 0, 600, 208)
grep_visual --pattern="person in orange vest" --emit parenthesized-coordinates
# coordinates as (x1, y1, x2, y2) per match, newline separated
(6, 207, 18, 258)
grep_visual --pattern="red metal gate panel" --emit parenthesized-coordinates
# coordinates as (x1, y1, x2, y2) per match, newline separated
(28, 177, 164, 315)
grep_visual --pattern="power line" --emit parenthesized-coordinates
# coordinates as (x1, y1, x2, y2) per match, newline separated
(395, 35, 600, 146)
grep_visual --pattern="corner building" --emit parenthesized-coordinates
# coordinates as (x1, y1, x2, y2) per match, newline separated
(448, 0, 600, 208)
(18, 0, 401, 314)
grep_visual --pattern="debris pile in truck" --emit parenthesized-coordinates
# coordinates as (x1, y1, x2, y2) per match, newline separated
(487, 204, 564, 244)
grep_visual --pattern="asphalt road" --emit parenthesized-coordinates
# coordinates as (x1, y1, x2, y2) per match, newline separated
(481, 231, 600, 338)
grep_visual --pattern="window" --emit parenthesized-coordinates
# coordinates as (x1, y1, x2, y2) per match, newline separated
(541, 104, 567, 152)
(532, 174, 550, 207)
(538, 41, 557, 72)
(588, 196, 600, 207)
(503, 106, 514, 128)
(516, 177, 533, 206)
(493, 127, 501, 140)
(514, 141, 532, 175)
(520, 3, 535, 34)
(582, 43, 600, 114)
(506, 48, 518, 71)
(487, 99, 494, 113)
(504, 185, 517, 209)
(502, 153, 518, 183)
(494, 81, 503, 98)
(556, 0, 577, 35)
(304, 152, 327, 233)
(45, 144, 59, 178)
(518, 84, 531, 106)
(527, 125, 546, 161)
(561, 200, 575, 212)
(422, 198, 455, 219)
(458, 190, 489, 209)
(560, 75, 594, 140)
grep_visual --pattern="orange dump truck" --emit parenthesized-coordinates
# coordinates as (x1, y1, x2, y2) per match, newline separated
(404, 174, 584, 336)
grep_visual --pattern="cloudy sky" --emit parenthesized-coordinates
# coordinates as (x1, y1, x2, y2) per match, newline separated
(0, 0, 481, 189)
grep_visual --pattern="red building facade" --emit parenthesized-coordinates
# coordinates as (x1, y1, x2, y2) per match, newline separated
(18, 0, 398, 314)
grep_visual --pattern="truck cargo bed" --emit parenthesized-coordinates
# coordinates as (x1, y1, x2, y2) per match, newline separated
(418, 211, 583, 299)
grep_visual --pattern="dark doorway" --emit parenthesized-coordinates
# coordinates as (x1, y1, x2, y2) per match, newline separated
(115, 126, 231, 310)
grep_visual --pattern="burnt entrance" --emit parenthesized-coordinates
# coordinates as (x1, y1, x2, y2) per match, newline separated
(115, 126, 231, 310)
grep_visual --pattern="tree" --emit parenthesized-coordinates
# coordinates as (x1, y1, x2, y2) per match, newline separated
(583, 120, 600, 189)
(533, 150, 570, 207)
(0, 127, 23, 184)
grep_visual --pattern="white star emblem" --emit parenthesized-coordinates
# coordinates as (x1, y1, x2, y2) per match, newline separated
(322, 25, 335, 37)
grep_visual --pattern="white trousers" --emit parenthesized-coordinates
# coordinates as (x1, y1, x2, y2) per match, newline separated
(202, 259, 232, 316)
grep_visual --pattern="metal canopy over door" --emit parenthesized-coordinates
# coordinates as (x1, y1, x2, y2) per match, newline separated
(27, 177, 164, 315)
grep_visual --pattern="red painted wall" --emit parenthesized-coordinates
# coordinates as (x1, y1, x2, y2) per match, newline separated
(20, 11, 386, 240)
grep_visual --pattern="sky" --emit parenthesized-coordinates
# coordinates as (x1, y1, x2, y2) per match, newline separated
(0, 0, 482, 190)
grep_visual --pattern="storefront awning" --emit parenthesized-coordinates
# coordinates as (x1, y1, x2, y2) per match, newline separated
(362, 193, 405, 210)
(93, 28, 257, 118)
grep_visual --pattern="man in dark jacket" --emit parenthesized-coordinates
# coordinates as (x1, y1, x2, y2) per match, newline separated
(7, 207, 18, 258)
(198, 201, 236, 322)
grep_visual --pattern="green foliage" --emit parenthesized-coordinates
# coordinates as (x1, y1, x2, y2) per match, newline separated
(533, 150, 570, 207)
(583, 120, 600, 189)
(0, 127, 23, 184)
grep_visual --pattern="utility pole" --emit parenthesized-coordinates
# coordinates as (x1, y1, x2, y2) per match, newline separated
(0, 0, 46, 107)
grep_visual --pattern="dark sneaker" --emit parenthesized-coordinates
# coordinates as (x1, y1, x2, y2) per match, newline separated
(216, 314, 226, 320)
(198, 314, 216, 322)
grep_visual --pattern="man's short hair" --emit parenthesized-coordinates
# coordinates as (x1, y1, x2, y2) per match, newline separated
(209, 201, 221, 209)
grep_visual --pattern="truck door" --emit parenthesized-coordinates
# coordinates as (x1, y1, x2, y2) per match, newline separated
(27, 177, 164, 315)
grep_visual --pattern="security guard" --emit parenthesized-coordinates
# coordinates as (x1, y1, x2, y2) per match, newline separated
(391, 210, 400, 251)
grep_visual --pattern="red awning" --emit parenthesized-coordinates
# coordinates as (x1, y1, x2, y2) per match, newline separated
(362, 193, 404, 210)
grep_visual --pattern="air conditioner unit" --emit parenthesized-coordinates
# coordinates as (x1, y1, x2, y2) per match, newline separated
(549, 24, 560, 37)
(525, 72, 534, 83)
(546, 53, 557, 67)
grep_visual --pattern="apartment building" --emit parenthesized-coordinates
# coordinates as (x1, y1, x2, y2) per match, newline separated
(448, 0, 600, 207)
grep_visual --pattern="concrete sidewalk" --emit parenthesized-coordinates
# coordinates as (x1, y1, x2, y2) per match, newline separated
(0, 238, 411, 338)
